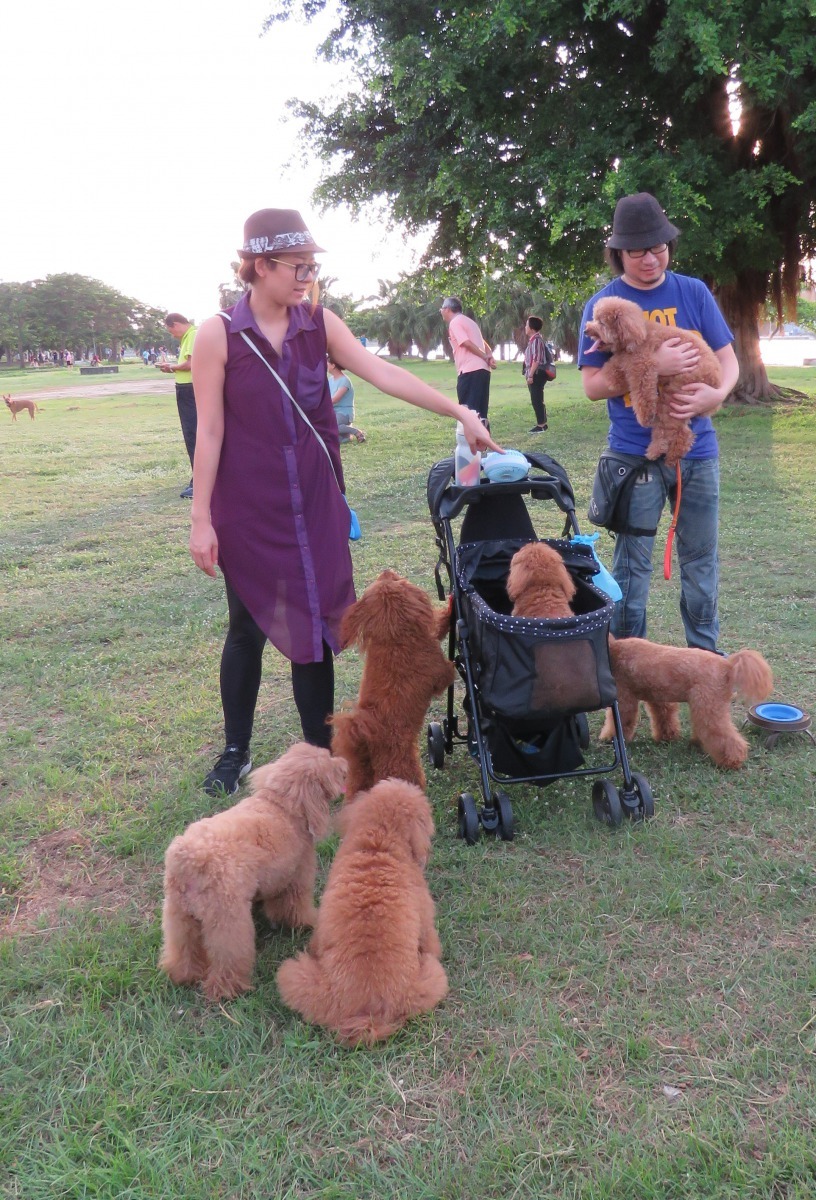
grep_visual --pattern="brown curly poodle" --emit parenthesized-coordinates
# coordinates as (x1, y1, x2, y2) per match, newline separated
(584, 296, 722, 466)
(599, 637, 773, 769)
(159, 743, 347, 1002)
(506, 541, 576, 620)
(276, 778, 448, 1046)
(331, 569, 456, 802)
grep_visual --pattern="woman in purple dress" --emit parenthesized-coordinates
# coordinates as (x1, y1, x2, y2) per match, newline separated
(190, 208, 498, 795)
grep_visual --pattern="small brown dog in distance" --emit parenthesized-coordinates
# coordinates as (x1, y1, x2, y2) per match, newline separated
(276, 779, 448, 1047)
(331, 569, 456, 802)
(584, 297, 722, 465)
(506, 541, 576, 620)
(159, 743, 347, 1002)
(4, 394, 40, 421)
(599, 637, 773, 769)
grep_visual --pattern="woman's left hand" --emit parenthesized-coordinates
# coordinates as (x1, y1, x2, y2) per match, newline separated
(459, 406, 502, 452)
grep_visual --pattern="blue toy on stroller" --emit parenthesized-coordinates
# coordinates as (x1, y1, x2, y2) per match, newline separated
(426, 450, 653, 842)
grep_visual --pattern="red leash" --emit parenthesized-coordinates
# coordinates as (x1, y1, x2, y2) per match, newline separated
(663, 463, 682, 580)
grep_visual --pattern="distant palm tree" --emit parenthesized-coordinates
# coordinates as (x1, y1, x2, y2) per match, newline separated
(549, 299, 586, 359)
(485, 278, 554, 357)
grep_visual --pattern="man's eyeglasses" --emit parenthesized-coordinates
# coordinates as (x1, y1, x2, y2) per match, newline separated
(264, 256, 321, 282)
(625, 244, 668, 259)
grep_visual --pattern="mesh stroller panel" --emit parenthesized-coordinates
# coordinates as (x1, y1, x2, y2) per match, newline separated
(457, 539, 617, 722)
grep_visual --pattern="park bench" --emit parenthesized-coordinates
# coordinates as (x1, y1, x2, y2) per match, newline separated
(79, 366, 119, 375)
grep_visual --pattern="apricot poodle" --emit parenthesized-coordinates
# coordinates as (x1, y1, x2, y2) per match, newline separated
(599, 637, 773, 769)
(506, 541, 576, 620)
(331, 569, 456, 802)
(584, 296, 722, 466)
(159, 742, 347, 1001)
(276, 778, 448, 1046)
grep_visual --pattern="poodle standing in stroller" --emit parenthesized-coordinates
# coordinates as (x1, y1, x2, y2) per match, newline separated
(426, 450, 653, 842)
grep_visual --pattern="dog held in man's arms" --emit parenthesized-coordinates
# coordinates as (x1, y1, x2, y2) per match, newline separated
(584, 297, 721, 466)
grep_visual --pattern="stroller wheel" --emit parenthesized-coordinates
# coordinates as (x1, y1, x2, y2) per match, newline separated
(625, 771, 655, 821)
(457, 793, 480, 844)
(494, 790, 515, 841)
(592, 779, 623, 828)
(427, 722, 446, 770)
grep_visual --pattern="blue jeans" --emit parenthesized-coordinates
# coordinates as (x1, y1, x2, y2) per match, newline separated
(610, 456, 720, 652)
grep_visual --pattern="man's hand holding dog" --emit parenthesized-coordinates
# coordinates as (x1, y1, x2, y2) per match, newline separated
(668, 380, 725, 422)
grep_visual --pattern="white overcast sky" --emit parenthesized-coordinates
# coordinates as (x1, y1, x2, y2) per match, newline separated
(2, 0, 426, 322)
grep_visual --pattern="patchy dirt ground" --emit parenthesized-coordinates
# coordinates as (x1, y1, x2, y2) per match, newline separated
(19, 377, 175, 402)
(1, 829, 151, 938)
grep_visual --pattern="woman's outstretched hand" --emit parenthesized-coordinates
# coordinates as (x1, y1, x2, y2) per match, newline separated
(459, 407, 502, 453)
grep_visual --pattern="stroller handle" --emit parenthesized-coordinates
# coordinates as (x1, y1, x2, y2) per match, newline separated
(428, 452, 577, 524)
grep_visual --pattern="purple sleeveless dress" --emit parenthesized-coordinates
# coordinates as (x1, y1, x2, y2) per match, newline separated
(211, 295, 355, 664)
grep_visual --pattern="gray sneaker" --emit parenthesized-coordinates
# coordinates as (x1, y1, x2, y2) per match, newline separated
(202, 745, 252, 797)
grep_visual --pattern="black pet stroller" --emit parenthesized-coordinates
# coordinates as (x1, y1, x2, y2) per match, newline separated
(426, 450, 653, 842)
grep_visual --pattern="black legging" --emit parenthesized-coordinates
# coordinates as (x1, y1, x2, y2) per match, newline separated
(528, 375, 547, 427)
(220, 575, 335, 750)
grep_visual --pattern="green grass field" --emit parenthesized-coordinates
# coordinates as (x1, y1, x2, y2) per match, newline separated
(2, 362, 815, 1199)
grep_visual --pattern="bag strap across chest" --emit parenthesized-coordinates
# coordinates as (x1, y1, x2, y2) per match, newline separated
(219, 310, 340, 490)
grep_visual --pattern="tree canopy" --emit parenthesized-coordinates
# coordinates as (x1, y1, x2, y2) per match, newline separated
(0, 275, 168, 363)
(268, 0, 816, 401)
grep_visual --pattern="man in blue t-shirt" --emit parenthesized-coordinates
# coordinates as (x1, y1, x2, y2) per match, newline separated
(578, 193, 739, 652)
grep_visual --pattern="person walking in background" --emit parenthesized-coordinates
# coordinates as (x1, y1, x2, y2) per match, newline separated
(578, 192, 738, 652)
(327, 355, 366, 443)
(190, 207, 499, 796)
(440, 296, 495, 423)
(523, 315, 553, 433)
(160, 313, 198, 499)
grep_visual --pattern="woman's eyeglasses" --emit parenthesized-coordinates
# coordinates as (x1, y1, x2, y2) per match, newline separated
(625, 244, 668, 259)
(264, 256, 321, 282)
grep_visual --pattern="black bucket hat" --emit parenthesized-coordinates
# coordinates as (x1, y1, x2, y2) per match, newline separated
(238, 208, 325, 258)
(606, 193, 680, 250)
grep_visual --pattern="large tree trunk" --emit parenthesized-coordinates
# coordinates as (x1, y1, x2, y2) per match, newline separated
(714, 274, 783, 404)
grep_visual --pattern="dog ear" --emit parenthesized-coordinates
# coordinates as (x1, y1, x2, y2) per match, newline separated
(561, 564, 577, 603)
(329, 754, 348, 794)
(614, 301, 647, 353)
(433, 597, 454, 642)
(339, 596, 367, 649)
(302, 790, 332, 842)
(506, 544, 534, 603)
(339, 571, 409, 649)
(407, 796, 434, 867)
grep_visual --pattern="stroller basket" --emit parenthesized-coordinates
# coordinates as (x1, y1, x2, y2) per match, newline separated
(457, 537, 617, 724)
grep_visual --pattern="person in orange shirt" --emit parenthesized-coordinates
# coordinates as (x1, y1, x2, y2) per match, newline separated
(440, 296, 495, 423)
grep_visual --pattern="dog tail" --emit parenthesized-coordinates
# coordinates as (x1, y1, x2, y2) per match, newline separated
(276, 951, 329, 1024)
(334, 1012, 405, 1047)
(727, 649, 774, 706)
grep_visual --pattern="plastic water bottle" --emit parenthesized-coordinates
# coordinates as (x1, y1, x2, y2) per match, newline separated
(454, 421, 481, 486)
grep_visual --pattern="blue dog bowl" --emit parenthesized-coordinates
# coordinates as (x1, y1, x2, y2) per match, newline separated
(753, 703, 804, 723)
(744, 701, 814, 749)
(482, 449, 529, 483)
